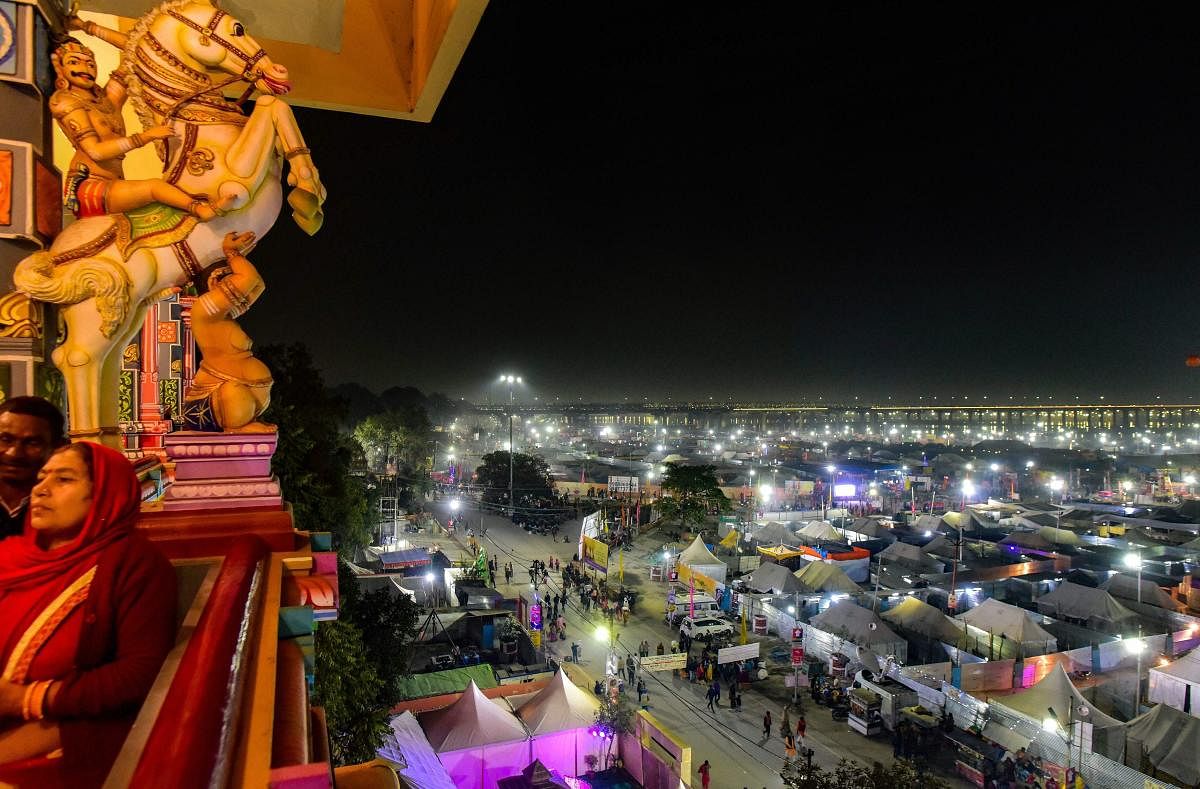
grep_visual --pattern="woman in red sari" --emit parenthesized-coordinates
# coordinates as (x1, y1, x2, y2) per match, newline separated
(0, 442, 176, 787)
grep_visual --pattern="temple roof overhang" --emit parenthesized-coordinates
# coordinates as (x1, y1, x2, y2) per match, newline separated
(78, 0, 488, 121)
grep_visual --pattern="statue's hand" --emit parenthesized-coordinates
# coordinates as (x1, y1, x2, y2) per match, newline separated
(222, 231, 257, 257)
(141, 125, 177, 143)
(65, 15, 87, 32)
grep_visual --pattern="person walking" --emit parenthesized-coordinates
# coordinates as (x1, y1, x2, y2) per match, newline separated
(571, 640, 581, 664)
(657, 642, 665, 655)
(705, 683, 718, 712)
(780, 707, 791, 740)
(637, 678, 648, 705)
(784, 731, 797, 763)
(763, 710, 773, 739)
(796, 715, 807, 749)
(697, 759, 712, 789)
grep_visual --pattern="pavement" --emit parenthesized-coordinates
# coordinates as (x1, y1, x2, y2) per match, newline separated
(402, 499, 972, 789)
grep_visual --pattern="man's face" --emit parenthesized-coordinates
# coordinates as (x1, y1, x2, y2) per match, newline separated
(60, 51, 97, 91)
(0, 412, 57, 492)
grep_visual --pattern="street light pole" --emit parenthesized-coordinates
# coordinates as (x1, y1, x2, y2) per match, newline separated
(500, 374, 522, 512)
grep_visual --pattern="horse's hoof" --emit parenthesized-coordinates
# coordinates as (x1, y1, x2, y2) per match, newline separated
(292, 208, 323, 236)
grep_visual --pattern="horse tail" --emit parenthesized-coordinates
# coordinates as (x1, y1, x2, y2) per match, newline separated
(14, 252, 131, 339)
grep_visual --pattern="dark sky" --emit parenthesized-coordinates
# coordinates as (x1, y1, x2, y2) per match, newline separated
(243, 5, 1200, 404)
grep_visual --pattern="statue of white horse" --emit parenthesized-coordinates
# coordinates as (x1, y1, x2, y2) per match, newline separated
(14, 0, 324, 444)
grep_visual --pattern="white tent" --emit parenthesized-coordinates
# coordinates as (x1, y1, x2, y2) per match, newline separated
(793, 561, 860, 594)
(808, 600, 907, 662)
(421, 680, 531, 789)
(845, 517, 893, 540)
(1100, 573, 1185, 612)
(1123, 699, 1200, 784)
(797, 520, 846, 543)
(876, 541, 944, 574)
(514, 670, 603, 778)
(379, 711, 457, 789)
(880, 596, 963, 644)
(912, 514, 949, 534)
(955, 599, 1057, 658)
(1035, 582, 1135, 630)
(679, 535, 727, 582)
(741, 562, 805, 594)
(1148, 649, 1200, 716)
(746, 521, 800, 548)
(992, 663, 1122, 731)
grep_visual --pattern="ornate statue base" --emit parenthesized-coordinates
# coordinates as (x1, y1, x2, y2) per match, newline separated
(158, 430, 281, 510)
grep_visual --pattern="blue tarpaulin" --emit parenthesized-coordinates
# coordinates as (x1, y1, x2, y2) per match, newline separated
(380, 548, 431, 569)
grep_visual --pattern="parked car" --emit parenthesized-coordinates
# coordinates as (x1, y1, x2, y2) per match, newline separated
(679, 615, 735, 642)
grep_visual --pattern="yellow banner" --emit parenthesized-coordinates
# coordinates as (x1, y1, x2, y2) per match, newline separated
(676, 562, 718, 595)
(582, 536, 609, 571)
(719, 529, 739, 549)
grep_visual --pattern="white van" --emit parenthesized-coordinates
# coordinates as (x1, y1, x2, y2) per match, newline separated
(667, 589, 722, 623)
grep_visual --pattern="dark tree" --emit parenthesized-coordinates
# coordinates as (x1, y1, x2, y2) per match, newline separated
(475, 451, 554, 504)
(658, 462, 730, 528)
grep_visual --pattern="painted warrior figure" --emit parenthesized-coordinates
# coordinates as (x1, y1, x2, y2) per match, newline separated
(183, 231, 274, 433)
(51, 18, 225, 220)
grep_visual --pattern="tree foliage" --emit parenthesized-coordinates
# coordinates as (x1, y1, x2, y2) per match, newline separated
(783, 758, 949, 789)
(593, 695, 636, 768)
(313, 618, 389, 766)
(658, 463, 730, 527)
(257, 343, 374, 554)
(475, 451, 554, 504)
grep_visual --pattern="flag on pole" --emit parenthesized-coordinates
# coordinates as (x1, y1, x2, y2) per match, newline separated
(689, 573, 695, 619)
(719, 529, 739, 550)
(740, 604, 748, 645)
(618, 550, 624, 582)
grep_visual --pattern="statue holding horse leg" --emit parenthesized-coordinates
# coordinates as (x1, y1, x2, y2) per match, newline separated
(14, 1, 326, 445)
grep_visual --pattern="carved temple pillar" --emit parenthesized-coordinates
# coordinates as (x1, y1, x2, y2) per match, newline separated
(0, 2, 64, 402)
(139, 307, 163, 422)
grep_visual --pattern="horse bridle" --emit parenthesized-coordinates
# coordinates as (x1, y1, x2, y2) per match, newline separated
(158, 8, 267, 162)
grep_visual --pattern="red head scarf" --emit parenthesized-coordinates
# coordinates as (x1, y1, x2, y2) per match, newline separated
(0, 442, 142, 590)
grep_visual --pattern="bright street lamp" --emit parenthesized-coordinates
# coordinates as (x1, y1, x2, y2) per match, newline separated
(499, 373, 524, 510)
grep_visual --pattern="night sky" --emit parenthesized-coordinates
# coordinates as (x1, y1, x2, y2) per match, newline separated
(243, 5, 1200, 404)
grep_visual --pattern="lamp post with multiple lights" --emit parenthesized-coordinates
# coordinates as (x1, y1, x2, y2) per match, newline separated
(499, 374, 522, 511)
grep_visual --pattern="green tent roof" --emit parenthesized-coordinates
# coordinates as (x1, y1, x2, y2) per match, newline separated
(396, 663, 497, 700)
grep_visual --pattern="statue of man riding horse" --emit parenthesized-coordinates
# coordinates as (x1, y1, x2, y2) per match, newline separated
(15, 1, 326, 444)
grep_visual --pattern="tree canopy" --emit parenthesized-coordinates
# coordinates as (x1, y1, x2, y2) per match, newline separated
(257, 343, 374, 554)
(475, 451, 554, 505)
(657, 462, 730, 527)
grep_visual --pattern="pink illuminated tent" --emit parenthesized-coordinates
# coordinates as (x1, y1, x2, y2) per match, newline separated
(514, 669, 603, 777)
(420, 680, 531, 789)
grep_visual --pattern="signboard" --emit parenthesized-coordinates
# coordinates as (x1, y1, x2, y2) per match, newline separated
(833, 483, 857, 498)
(639, 652, 687, 672)
(530, 630, 541, 647)
(608, 475, 639, 494)
(582, 536, 609, 572)
(717, 642, 760, 665)
(791, 646, 805, 666)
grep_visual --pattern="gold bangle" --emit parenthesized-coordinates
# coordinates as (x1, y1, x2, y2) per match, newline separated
(32, 680, 52, 720)
(22, 683, 35, 721)
(129, 132, 145, 149)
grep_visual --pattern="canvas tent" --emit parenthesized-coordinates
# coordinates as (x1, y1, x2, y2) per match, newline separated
(1149, 649, 1200, 715)
(991, 664, 1122, 742)
(421, 680, 531, 788)
(877, 541, 945, 574)
(955, 598, 1057, 658)
(808, 600, 907, 662)
(797, 520, 846, 543)
(998, 531, 1054, 551)
(515, 670, 603, 778)
(1035, 582, 1135, 630)
(911, 514, 949, 535)
(379, 711, 458, 789)
(881, 596, 963, 644)
(1036, 526, 1083, 547)
(793, 561, 860, 594)
(678, 535, 728, 582)
(1122, 701, 1200, 785)
(746, 521, 800, 548)
(741, 562, 805, 594)
(1101, 573, 1185, 612)
(844, 517, 895, 541)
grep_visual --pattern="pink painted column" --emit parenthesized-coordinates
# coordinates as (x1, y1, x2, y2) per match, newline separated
(138, 306, 162, 421)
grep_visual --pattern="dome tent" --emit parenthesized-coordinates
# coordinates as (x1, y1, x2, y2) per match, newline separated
(678, 535, 727, 582)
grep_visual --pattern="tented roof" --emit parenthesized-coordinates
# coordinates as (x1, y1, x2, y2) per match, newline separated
(797, 521, 846, 543)
(741, 562, 805, 594)
(421, 680, 529, 752)
(810, 600, 903, 649)
(1037, 526, 1083, 546)
(793, 561, 860, 594)
(397, 664, 497, 701)
(955, 599, 1057, 647)
(379, 711, 457, 789)
(992, 664, 1121, 729)
(680, 536, 723, 567)
(1123, 702, 1200, 785)
(847, 517, 893, 538)
(747, 521, 800, 547)
(515, 669, 600, 735)
(1100, 573, 1185, 611)
(1152, 649, 1200, 684)
(999, 531, 1054, 550)
(922, 534, 950, 554)
(912, 515, 949, 534)
(1035, 582, 1135, 626)
(880, 597, 963, 644)
(877, 542, 944, 573)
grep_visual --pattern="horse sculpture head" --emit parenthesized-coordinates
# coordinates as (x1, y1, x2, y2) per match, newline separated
(133, 1, 292, 101)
